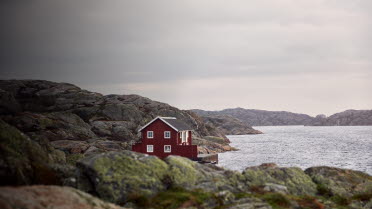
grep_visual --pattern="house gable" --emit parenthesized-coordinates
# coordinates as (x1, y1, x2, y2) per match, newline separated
(142, 118, 178, 141)
(138, 116, 192, 133)
(138, 117, 179, 132)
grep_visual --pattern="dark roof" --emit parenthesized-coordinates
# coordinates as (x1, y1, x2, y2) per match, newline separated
(162, 118, 192, 131)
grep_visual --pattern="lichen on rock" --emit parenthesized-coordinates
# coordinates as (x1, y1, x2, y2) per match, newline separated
(0, 119, 60, 185)
(76, 151, 169, 203)
(305, 166, 372, 197)
(165, 156, 200, 188)
(243, 163, 317, 196)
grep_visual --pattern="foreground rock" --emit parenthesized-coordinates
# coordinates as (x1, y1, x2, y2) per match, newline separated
(243, 163, 317, 196)
(0, 185, 125, 209)
(1, 145, 371, 208)
(0, 119, 62, 186)
(75, 150, 372, 209)
(305, 166, 372, 197)
(76, 151, 246, 204)
(77, 151, 169, 203)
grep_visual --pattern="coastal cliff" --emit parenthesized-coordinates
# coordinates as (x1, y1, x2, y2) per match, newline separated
(0, 80, 237, 155)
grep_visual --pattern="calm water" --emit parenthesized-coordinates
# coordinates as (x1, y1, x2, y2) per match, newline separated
(219, 126, 372, 175)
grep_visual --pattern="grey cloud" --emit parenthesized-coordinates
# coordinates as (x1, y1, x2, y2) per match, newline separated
(0, 0, 371, 114)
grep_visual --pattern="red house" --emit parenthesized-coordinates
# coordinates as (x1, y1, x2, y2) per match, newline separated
(132, 116, 198, 160)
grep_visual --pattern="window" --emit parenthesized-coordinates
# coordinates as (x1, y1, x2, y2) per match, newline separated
(164, 145, 171, 153)
(164, 131, 171, 139)
(147, 131, 154, 138)
(147, 145, 154, 152)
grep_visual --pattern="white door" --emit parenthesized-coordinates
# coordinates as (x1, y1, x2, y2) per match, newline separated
(181, 131, 186, 143)
(181, 131, 188, 144)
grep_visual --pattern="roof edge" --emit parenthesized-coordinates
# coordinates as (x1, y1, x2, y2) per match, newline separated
(138, 116, 179, 132)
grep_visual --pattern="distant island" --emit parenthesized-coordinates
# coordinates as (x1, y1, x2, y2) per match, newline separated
(192, 108, 372, 126)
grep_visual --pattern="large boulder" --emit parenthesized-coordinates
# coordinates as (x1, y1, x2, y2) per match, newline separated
(76, 151, 248, 204)
(243, 163, 317, 196)
(76, 151, 169, 204)
(305, 166, 372, 197)
(0, 185, 125, 209)
(165, 155, 246, 192)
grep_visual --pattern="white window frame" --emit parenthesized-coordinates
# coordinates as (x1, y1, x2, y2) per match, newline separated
(147, 131, 154, 139)
(164, 131, 171, 139)
(147, 145, 154, 152)
(164, 145, 171, 153)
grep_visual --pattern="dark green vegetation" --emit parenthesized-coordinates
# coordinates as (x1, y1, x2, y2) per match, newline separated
(1, 80, 372, 209)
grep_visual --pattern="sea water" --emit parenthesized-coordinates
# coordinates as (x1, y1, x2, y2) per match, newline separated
(218, 126, 372, 175)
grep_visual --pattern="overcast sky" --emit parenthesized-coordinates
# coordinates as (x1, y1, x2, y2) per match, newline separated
(1, 0, 371, 116)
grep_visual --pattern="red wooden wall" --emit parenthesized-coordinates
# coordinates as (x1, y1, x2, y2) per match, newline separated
(132, 118, 197, 159)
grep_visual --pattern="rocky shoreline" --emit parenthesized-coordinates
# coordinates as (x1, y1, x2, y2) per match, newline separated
(1, 117, 371, 208)
(1, 147, 371, 208)
(1, 80, 371, 209)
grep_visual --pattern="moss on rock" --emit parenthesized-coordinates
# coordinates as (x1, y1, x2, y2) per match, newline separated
(164, 156, 201, 188)
(243, 164, 317, 196)
(165, 155, 247, 192)
(305, 166, 372, 198)
(66, 153, 84, 165)
(0, 119, 59, 185)
(77, 151, 169, 204)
